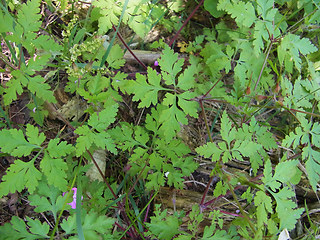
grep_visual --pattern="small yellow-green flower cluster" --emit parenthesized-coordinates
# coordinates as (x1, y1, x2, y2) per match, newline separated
(61, 16, 79, 40)
(69, 37, 104, 62)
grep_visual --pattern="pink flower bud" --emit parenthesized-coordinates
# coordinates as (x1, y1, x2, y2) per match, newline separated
(63, 187, 83, 209)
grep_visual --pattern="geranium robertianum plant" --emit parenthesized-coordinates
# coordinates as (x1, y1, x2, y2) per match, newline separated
(0, 0, 319, 239)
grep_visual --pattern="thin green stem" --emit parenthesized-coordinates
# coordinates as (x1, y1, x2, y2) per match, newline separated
(50, 157, 82, 239)
(0, 51, 17, 70)
(200, 100, 213, 143)
(254, 41, 273, 92)
(226, 181, 256, 234)
(118, 191, 159, 240)
(0, 105, 12, 128)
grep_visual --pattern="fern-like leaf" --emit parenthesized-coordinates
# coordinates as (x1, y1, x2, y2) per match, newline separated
(0, 124, 45, 157)
(262, 160, 303, 230)
(146, 205, 181, 240)
(47, 138, 74, 159)
(0, 216, 49, 240)
(0, 159, 42, 197)
(278, 34, 317, 72)
(126, 68, 166, 108)
(40, 153, 68, 191)
(219, 0, 256, 27)
(283, 118, 320, 191)
(158, 45, 184, 86)
(93, 0, 121, 33)
(75, 125, 116, 156)
(61, 209, 115, 238)
(29, 180, 71, 219)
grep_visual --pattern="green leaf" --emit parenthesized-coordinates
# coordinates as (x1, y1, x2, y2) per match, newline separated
(204, 228, 238, 240)
(281, 77, 313, 110)
(149, 152, 164, 170)
(0, 10, 14, 33)
(273, 160, 301, 185)
(158, 45, 184, 86)
(88, 102, 119, 132)
(61, 210, 115, 238)
(213, 180, 229, 197)
(157, 138, 190, 158)
(256, 0, 277, 20)
(93, 0, 121, 33)
(29, 180, 71, 218)
(196, 142, 224, 161)
(75, 125, 116, 156)
(0, 159, 42, 197)
(28, 75, 56, 103)
(17, 0, 41, 33)
(75, 126, 97, 156)
(26, 54, 51, 74)
(282, 126, 305, 149)
(0, 216, 49, 240)
(123, 1, 151, 38)
(3, 54, 55, 105)
(0, 124, 45, 157)
(3, 70, 27, 105)
(220, 111, 235, 145)
(204, 0, 224, 18)
(27, 101, 48, 127)
(303, 147, 320, 192)
(5, 0, 42, 53)
(32, 35, 63, 55)
(200, 42, 232, 77)
(254, 191, 273, 227)
(278, 34, 317, 72)
(263, 160, 300, 192)
(146, 206, 181, 239)
(47, 138, 74, 158)
(262, 160, 303, 230)
(40, 153, 68, 191)
(126, 68, 165, 108)
(146, 171, 165, 190)
(25, 217, 50, 237)
(86, 73, 109, 95)
(158, 104, 187, 140)
(282, 117, 320, 191)
(235, 117, 277, 173)
(274, 188, 304, 230)
(224, 1, 256, 27)
(177, 92, 198, 118)
(107, 44, 125, 68)
(109, 123, 148, 150)
(177, 61, 197, 91)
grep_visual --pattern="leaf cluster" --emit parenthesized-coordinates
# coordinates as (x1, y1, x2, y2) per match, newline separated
(0, 0, 320, 239)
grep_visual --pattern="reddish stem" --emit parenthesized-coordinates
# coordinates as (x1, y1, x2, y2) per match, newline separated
(202, 185, 243, 209)
(168, 0, 205, 47)
(86, 150, 138, 237)
(219, 210, 243, 217)
(200, 176, 214, 205)
(112, 25, 148, 70)
(144, 192, 153, 222)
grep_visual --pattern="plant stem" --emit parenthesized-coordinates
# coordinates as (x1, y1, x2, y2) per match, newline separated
(112, 25, 148, 70)
(0, 51, 17, 70)
(254, 41, 273, 92)
(200, 100, 213, 143)
(168, 0, 205, 47)
(226, 181, 256, 234)
(200, 175, 214, 206)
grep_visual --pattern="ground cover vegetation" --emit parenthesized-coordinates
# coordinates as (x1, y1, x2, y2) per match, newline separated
(0, 0, 319, 239)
